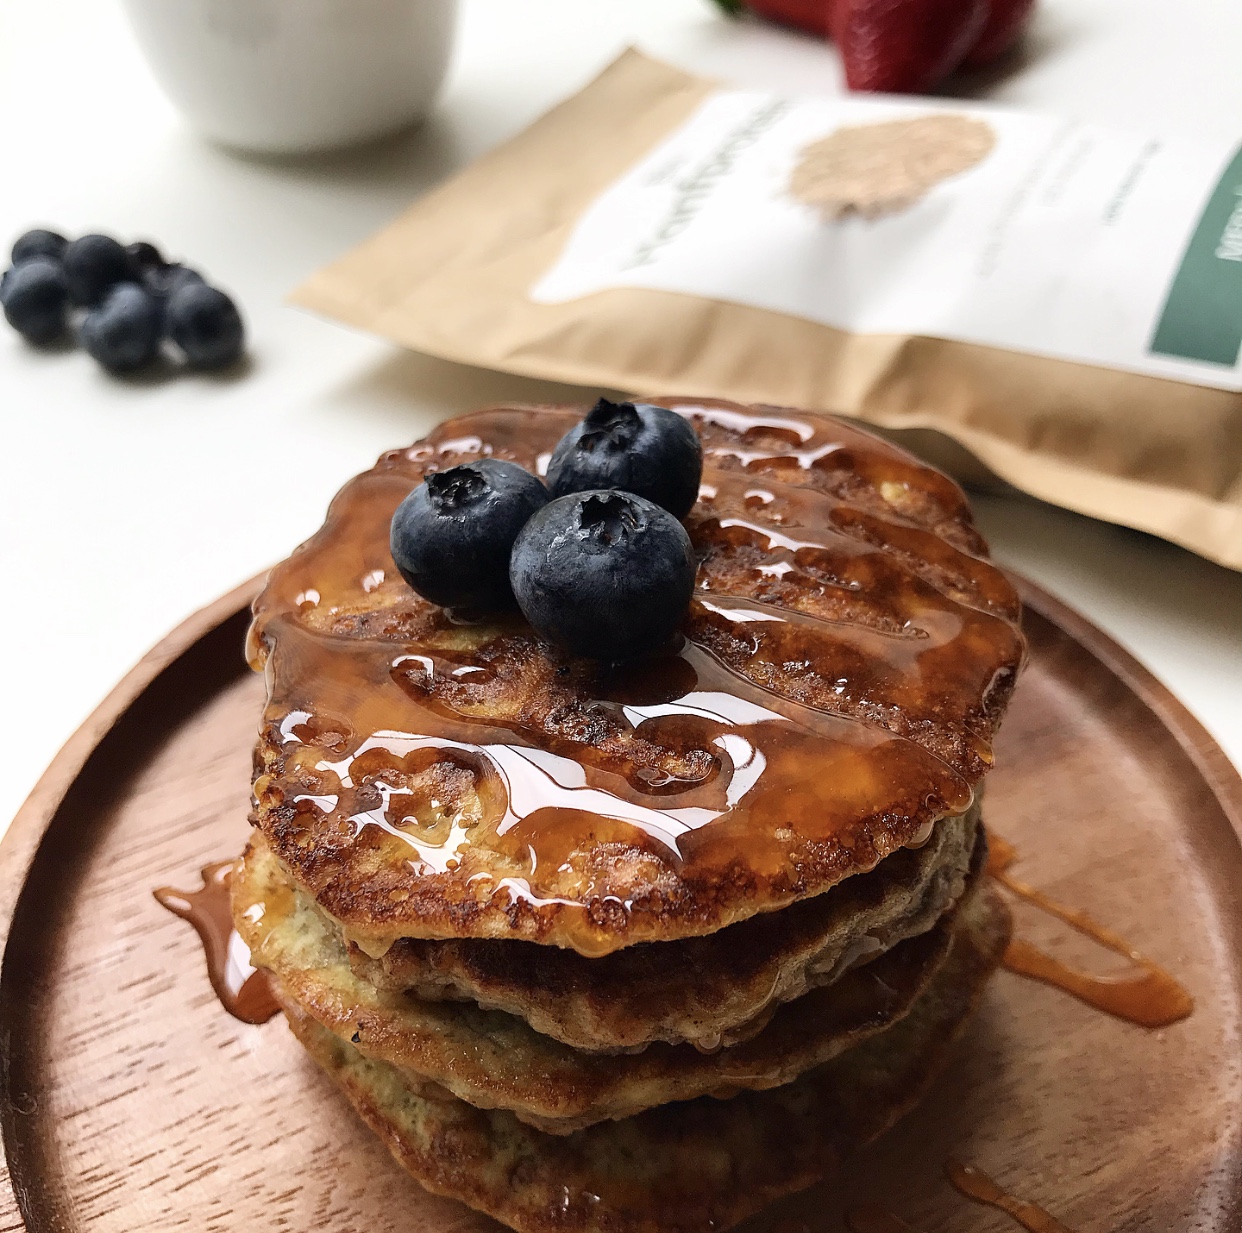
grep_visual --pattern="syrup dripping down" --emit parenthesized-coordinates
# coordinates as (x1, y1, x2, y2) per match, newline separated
(154, 861, 280, 1025)
(946, 1161, 1073, 1233)
(987, 833, 1192, 1027)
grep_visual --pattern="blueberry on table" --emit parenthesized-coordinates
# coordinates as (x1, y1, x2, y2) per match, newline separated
(12, 228, 69, 265)
(165, 282, 244, 369)
(125, 240, 165, 274)
(546, 398, 703, 519)
(142, 262, 204, 301)
(390, 459, 549, 613)
(509, 489, 697, 661)
(2, 258, 70, 344)
(80, 283, 162, 373)
(63, 234, 132, 306)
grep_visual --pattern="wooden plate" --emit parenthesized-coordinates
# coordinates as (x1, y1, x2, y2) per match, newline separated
(1, 575, 1239, 1233)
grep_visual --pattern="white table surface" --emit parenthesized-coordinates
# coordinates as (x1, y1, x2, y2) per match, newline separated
(2, 0, 1240, 836)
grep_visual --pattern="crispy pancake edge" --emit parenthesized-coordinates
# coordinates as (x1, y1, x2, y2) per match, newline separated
(280, 878, 1012, 1233)
(235, 830, 985, 1129)
(349, 804, 979, 1052)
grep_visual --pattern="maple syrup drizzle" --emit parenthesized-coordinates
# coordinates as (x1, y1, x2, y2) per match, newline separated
(845, 1204, 920, 1232)
(945, 1161, 1073, 1233)
(987, 834, 1192, 1027)
(246, 399, 1026, 955)
(154, 862, 280, 1025)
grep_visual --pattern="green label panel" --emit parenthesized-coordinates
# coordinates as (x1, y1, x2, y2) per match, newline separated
(1150, 142, 1242, 367)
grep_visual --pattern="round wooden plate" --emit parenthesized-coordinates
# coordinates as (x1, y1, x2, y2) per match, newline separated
(0, 575, 1239, 1233)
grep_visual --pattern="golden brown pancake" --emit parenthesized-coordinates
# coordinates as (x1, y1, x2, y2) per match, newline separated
(281, 880, 1011, 1233)
(246, 399, 1024, 957)
(235, 829, 986, 1132)
(350, 803, 979, 1052)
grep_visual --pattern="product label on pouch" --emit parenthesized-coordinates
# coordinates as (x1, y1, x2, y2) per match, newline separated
(532, 90, 1242, 390)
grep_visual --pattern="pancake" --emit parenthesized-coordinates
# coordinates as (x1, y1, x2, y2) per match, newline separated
(281, 879, 1012, 1233)
(246, 398, 1025, 957)
(350, 803, 979, 1052)
(235, 829, 986, 1132)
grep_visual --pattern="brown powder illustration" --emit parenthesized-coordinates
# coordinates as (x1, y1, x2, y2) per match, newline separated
(789, 114, 996, 219)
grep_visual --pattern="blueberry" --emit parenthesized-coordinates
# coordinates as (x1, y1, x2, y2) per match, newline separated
(12, 228, 69, 265)
(142, 262, 203, 301)
(166, 282, 244, 369)
(80, 283, 162, 373)
(509, 490, 696, 661)
(63, 234, 131, 306)
(125, 240, 165, 275)
(2, 258, 70, 344)
(546, 399, 703, 519)
(391, 459, 550, 613)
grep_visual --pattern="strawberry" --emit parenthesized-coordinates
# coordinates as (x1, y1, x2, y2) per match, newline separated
(827, 0, 847, 39)
(710, 0, 833, 36)
(836, 0, 989, 92)
(963, 0, 1036, 66)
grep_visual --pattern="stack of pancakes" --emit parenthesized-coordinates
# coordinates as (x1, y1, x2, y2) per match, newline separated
(233, 399, 1025, 1233)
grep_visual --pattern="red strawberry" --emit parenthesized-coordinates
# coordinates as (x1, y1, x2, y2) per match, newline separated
(710, 0, 833, 36)
(836, 0, 989, 92)
(963, 0, 1036, 66)
(750, 0, 833, 34)
(827, 0, 848, 39)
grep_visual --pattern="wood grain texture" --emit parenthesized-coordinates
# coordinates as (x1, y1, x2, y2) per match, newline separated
(0, 576, 1239, 1232)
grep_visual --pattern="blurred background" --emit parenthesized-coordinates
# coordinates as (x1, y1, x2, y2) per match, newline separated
(2, 0, 1240, 831)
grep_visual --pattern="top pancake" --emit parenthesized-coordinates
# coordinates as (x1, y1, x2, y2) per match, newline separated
(248, 398, 1024, 955)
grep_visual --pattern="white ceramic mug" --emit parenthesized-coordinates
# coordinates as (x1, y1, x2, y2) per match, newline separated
(120, 0, 458, 155)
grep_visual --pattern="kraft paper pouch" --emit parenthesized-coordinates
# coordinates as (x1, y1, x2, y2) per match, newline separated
(294, 50, 1242, 570)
